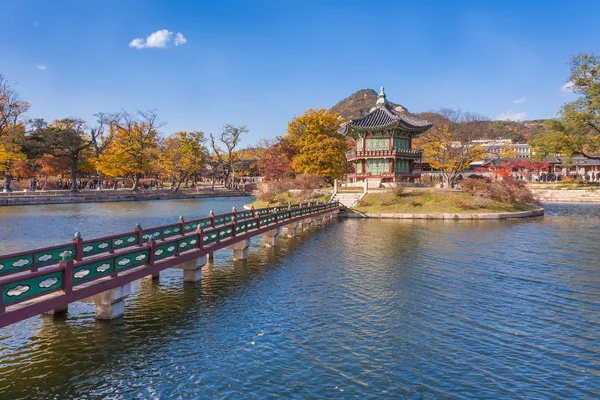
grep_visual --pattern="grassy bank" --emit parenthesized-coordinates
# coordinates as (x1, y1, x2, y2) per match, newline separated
(353, 192, 535, 214)
(249, 192, 330, 208)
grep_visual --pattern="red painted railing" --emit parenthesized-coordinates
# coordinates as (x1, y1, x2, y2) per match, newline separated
(345, 149, 422, 160)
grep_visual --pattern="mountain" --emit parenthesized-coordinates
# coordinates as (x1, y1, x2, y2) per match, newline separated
(330, 89, 407, 120)
(330, 89, 548, 143)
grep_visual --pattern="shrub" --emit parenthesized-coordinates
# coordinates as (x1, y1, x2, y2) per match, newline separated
(257, 174, 329, 202)
(461, 177, 539, 205)
(392, 183, 407, 197)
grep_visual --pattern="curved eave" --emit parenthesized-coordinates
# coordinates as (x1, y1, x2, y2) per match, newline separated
(340, 120, 432, 136)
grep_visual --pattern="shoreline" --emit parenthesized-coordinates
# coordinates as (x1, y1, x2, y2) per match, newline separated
(0, 190, 252, 207)
(339, 208, 544, 220)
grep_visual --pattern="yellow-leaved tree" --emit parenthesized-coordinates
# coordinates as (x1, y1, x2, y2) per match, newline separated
(0, 74, 29, 181)
(95, 111, 161, 190)
(286, 108, 347, 183)
(158, 131, 208, 192)
(419, 109, 487, 188)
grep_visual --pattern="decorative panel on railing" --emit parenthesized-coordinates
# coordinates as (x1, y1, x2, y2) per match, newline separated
(115, 249, 149, 271)
(34, 245, 75, 268)
(260, 214, 276, 225)
(237, 210, 254, 220)
(73, 258, 114, 284)
(2, 271, 63, 306)
(82, 238, 112, 257)
(162, 224, 182, 239)
(142, 228, 162, 242)
(0, 254, 34, 276)
(112, 234, 138, 250)
(177, 235, 199, 252)
(154, 242, 178, 260)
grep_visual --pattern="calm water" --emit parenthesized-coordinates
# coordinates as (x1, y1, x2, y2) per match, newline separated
(0, 200, 599, 399)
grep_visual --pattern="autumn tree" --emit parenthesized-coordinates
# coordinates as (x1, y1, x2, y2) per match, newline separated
(285, 108, 347, 183)
(0, 74, 29, 179)
(31, 118, 94, 192)
(158, 131, 208, 192)
(532, 53, 600, 160)
(419, 108, 487, 188)
(256, 136, 295, 181)
(210, 124, 247, 189)
(95, 110, 161, 190)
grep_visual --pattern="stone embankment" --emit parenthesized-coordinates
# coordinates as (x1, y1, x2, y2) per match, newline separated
(0, 190, 251, 206)
(532, 188, 600, 203)
(339, 208, 544, 220)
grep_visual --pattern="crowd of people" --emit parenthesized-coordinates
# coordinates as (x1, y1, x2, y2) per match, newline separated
(537, 172, 600, 182)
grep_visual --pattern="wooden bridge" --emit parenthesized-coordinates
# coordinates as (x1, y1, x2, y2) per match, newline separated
(0, 201, 340, 328)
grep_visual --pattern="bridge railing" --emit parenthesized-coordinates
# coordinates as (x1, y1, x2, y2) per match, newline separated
(0, 201, 340, 311)
(0, 203, 335, 300)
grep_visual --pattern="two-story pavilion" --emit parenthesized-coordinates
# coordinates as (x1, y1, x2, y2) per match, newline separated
(340, 87, 432, 185)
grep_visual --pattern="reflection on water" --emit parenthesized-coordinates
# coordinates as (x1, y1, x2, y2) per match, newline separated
(0, 202, 599, 398)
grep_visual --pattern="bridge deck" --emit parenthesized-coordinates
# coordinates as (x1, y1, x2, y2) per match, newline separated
(0, 201, 339, 328)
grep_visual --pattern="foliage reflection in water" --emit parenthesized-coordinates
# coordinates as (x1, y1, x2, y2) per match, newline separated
(0, 202, 599, 398)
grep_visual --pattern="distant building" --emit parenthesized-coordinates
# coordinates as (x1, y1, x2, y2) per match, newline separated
(340, 87, 432, 186)
(470, 139, 531, 159)
(546, 155, 600, 176)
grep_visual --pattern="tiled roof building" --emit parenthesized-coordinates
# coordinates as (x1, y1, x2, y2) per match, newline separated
(340, 87, 432, 185)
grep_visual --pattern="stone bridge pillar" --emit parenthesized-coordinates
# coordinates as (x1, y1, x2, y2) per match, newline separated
(82, 283, 132, 320)
(281, 221, 299, 238)
(262, 227, 281, 247)
(300, 217, 313, 230)
(172, 255, 207, 282)
(313, 214, 324, 227)
(227, 238, 251, 261)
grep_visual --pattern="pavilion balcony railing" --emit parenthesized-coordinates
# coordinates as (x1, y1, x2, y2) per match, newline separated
(345, 149, 422, 161)
(347, 171, 421, 178)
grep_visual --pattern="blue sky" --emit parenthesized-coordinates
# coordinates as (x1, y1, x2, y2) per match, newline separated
(0, 0, 596, 145)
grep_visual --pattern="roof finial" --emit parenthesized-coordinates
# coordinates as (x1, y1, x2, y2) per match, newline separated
(376, 86, 388, 107)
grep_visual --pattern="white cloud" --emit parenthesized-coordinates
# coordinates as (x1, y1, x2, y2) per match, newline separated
(146, 29, 172, 48)
(175, 33, 187, 46)
(561, 81, 574, 93)
(496, 111, 527, 122)
(512, 96, 526, 104)
(128, 38, 145, 49)
(129, 29, 187, 49)
(36, 65, 47, 71)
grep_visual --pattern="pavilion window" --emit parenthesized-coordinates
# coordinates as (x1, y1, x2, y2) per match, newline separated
(366, 159, 388, 174)
(356, 140, 363, 151)
(395, 159, 410, 173)
(365, 138, 389, 150)
(393, 138, 410, 149)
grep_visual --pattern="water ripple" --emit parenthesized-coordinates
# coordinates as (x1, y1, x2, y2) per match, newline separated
(0, 203, 599, 398)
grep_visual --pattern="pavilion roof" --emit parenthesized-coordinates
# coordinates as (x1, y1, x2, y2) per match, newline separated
(338, 87, 432, 135)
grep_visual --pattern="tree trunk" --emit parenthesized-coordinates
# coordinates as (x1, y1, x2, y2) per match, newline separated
(131, 174, 140, 191)
(70, 155, 79, 193)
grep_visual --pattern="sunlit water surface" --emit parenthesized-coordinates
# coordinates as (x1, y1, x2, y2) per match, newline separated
(0, 200, 599, 399)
